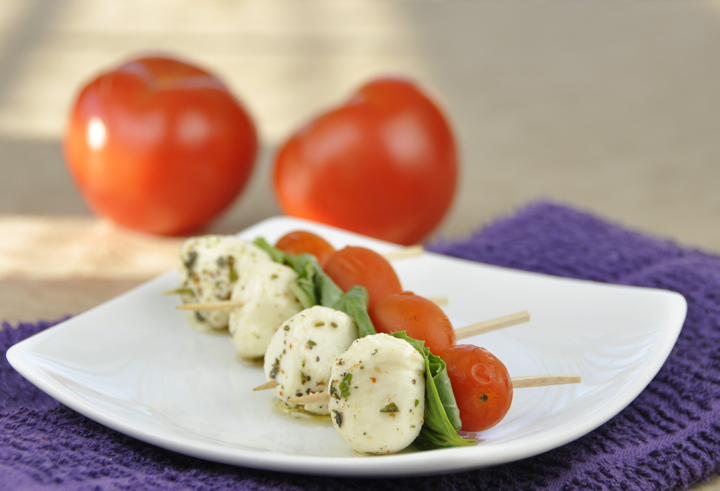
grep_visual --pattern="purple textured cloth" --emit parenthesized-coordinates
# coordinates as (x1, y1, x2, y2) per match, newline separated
(2, 202, 719, 491)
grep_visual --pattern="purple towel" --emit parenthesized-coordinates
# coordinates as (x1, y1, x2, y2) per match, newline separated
(2, 202, 719, 490)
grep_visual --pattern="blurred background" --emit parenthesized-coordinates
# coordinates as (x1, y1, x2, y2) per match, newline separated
(1, 0, 719, 322)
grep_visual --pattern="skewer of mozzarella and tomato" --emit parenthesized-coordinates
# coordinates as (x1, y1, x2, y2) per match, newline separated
(168, 231, 576, 454)
(255, 295, 530, 413)
(244, 232, 579, 453)
(283, 330, 580, 455)
(174, 232, 527, 360)
(171, 230, 527, 361)
(169, 231, 433, 358)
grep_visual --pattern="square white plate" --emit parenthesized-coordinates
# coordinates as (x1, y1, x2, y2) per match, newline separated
(7, 217, 687, 477)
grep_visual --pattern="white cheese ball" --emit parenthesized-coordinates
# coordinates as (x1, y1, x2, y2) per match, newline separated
(328, 333, 425, 455)
(177, 236, 272, 330)
(263, 306, 358, 414)
(229, 261, 304, 359)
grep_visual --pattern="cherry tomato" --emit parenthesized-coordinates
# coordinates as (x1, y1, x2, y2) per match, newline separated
(369, 292, 455, 356)
(273, 77, 457, 245)
(275, 230, 336, 267)
(440, 344, 513, 432)
(323, 246, 402, 308)
(64, 55, 258, 236)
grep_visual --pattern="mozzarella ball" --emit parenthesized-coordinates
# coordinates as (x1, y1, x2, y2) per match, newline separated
(328, 333, 425, 454)
(264, 306, 358, 414)
(229, 261, 304, 359)
(177, 236, 272, 329)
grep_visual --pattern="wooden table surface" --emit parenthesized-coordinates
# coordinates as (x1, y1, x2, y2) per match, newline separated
(1, 1, 718, 488)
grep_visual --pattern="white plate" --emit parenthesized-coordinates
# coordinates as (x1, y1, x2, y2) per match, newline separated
(7, 217, 687, 477)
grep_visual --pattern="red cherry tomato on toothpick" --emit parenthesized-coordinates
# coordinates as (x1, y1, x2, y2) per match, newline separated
(273, 78, 457, 245)
(323, 246, 402, 308)
(440, 344, 513, 432)
(275, 230, 336, 267)
(369, 292, 455, 356)
(64, 55, 258, 236)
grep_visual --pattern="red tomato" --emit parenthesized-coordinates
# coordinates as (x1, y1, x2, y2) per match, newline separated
(369, 292, 455, 356)
(323, 246, 402, 308)
(275, 230, 336, 267)
(273, 78, 457, 245)
(440, 344, 513, 432)
(63, 55, 258, 236)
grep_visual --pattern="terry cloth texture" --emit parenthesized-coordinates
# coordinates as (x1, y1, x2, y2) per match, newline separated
(2, 202, 719, 491)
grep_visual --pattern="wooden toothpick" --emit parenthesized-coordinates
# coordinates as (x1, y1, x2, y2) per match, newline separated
(284, 373, 581, 405)
(510, 374, 582, 388)
(288, 392, 330, 405)
(427, 296, 449, 306)
(454, 311, 530, 339)
(176, 300, 245, 312)
(253, 379, 280, 391)
(381, 245, 424, 261)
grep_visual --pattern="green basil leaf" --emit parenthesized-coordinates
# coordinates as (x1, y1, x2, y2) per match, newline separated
(331, 286, 377, 338)
(313, 265, 344, 308)
(390, 331, 475, 450)
(253, 237, 318, 307)
(253, 237, 286, 263)
(253, 237, 360, 317)
(287, 254, 317, 308)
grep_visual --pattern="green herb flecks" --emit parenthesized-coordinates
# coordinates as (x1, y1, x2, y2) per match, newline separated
(227, 256, 238, 283)
(339, 373, 353, 399)
(380, 402, 399, 413)
(183, 250, 197, 273)
(269, 358, 280, 379)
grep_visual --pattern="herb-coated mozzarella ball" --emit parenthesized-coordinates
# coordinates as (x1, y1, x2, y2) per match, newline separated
(328, 333, 425, 454)
(264, 306, 358, 414)
(229, 261, 304, 359)
(177, 236, 272, 330)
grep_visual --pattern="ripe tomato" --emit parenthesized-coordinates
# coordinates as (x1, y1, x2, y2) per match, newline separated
(64, 55, 258, 236)
(323, 246, 402, 308)
(369, 291, 455, 356)
(273, 78, 457, 245)
(440, 344, 513, 432)
(275, 230, 336, 267)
